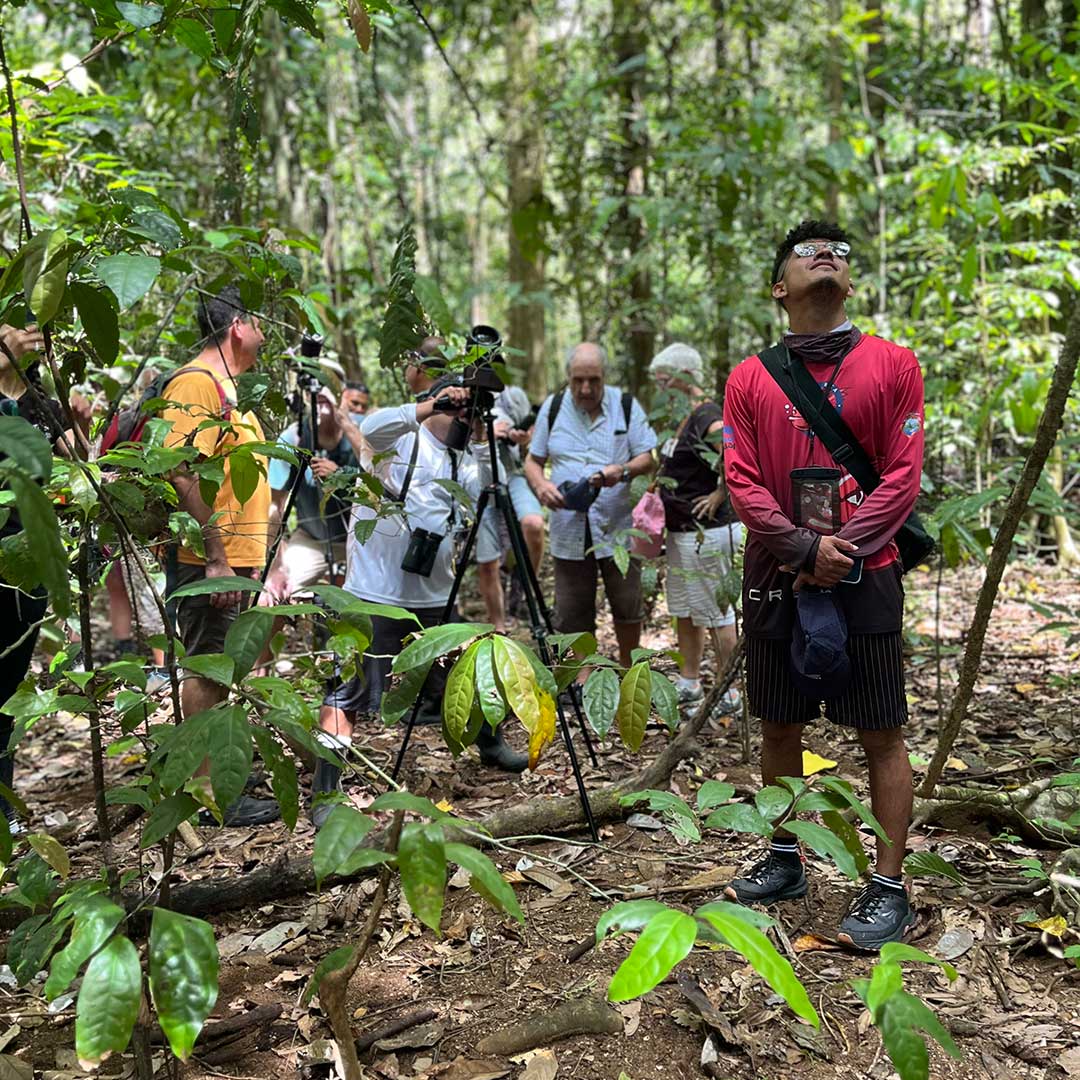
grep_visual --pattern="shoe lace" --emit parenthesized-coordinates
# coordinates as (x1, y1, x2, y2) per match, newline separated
(745, 852, 788, 884)
(846, 883, 888, 922)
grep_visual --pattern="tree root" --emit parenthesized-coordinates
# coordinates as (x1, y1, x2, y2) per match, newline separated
(474, 995, 623, 1056)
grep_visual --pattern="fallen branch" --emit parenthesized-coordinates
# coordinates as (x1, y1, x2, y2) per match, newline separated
(474, 995, 623, 1056)
(355, 1006, 440, 1054)
(150, 1003, 283, 1046)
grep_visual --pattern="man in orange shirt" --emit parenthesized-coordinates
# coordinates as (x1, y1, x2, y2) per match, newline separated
(163, 286, 278, 826)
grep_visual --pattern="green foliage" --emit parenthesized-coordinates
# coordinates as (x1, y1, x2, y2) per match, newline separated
(582, 667, 619, 738)
(616, 661, 651, 752)
(74, 935, 142, 1068)
(378, 225, 427, 370)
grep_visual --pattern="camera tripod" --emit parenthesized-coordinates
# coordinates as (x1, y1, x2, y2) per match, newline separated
(390, 402, 601, 843)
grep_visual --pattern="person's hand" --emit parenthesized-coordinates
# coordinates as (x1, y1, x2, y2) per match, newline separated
(68, 391, 93, 433)
(692, 488, 725, 520)
(260, 568, 289, 607)
(205, 556, 242, 610)
(509, 427, 531, 447)
(310, 457, 339, 480)
(335, 404, 359, 432)
(537, 480, 565, 510)
(434, 386, 471, 412)
(0, 323, 44, 364)
(592, 464, 624, 488)
(811, 535, 858, 586)
(493, 419, 511, 440)
(790, 570, 832, 592)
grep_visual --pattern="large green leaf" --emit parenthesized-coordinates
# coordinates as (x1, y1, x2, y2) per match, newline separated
(615, 662, 651, 752)
(0, 416, 52, 480)
(229, 450, 260, 507)
(70, 281, 119, 364)
(754, 784, 793, 823)
(413, 274, 455, 335)
(381, 659, 435, 726)
(251, 727, 299, 831)
(6, 473, 70, 616)
(26, 834, 69, 878)
(74, 934, 141, 1068)
(696, 781, 736, 812)
(821, 811, 870, 877)
(817, 777, 891, 844)
(874, 988, 962, 1080)
(95, 253, 160, 310)
(473, 637, 506, 730)
(704, 802, 773, 836)
(785, 819, 859, 880)
(444, 641, 478, 744)
(311, 586, 422, 626)
(160, 710, 215, 793)
(45, 895, 124, 1002)
(650, 673, 679, 733)
(166, 574, 263, 600)
(312, 805, 376, 887)
(443, 843, 524, 925)
(207, 707, 253, 816)
(902, 851, 964, 885)
(397, 822, 447, 932)
(367, 791, 456, 820)
(391, 623, 488, 674)
(223, 607, 273, 682)
(22, 229, 69, 325)
(148, 909, 219, 1061)
(607, 908, 698, 1001)
(8, 913, 66, 985)
(583, 667, 619, 739)
(141, 793, 199, 848)
(698, 909, 818, 1026)
(596, 900, 670, 942)
(179, 653, 235, 687)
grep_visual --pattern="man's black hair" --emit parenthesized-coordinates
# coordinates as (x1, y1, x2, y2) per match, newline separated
(197, 285, 248, 345)
(771, 219, 852, 285)
(345, 380, 369, 393)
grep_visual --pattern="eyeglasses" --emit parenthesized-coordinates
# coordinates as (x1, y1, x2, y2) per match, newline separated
(792, 240, 851, 260)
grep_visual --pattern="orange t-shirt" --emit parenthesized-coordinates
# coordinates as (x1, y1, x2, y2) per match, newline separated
(162, 359, 270, 568)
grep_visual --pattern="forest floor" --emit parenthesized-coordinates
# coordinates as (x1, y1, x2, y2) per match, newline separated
(5, 560, 1080, 1080)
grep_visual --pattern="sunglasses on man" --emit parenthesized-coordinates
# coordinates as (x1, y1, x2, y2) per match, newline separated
(792, 240, 851, 259)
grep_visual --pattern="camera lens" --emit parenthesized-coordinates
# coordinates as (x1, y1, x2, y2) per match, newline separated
(466, 325, 501, 349)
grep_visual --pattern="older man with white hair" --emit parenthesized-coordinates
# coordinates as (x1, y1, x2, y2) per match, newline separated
(525, 343, 656, 667)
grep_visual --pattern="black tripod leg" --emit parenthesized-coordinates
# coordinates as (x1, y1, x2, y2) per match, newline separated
(391, 687, 427, 781)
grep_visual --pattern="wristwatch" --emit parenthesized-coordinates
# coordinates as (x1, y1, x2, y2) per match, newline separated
(620, 465, 631, 483)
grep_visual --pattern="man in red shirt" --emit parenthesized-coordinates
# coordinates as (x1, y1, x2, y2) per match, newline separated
(721, 220, 925, 948)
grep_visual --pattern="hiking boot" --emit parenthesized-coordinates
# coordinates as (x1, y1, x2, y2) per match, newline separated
(723, 851, 808, 905)
(310, 758, 343, 831)
(677, 682, 704, 706)
(836, 881, 916, 950)
(476, 725, 528, 773)
(200, 794, 280, 827)
(412, 699, 443, 727)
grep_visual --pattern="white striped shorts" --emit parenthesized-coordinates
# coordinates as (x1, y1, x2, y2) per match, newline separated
(746, 633, 908, 729)
(665, 524, 743, 629)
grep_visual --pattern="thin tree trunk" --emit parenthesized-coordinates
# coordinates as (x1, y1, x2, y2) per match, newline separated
(824, 0, 844, 220)
(1050, 443, 1080, 567)
(921, 295, 1080, 796)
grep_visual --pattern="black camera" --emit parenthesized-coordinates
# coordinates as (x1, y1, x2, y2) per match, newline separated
(460, 325, 505, 395)
(401, 526, 444, 577)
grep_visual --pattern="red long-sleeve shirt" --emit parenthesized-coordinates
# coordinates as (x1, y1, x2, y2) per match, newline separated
(723, 333, 925, 638)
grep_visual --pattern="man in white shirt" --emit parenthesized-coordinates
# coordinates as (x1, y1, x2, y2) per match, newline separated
(310, 377, 528, 826)
(524, 344, 657, 668)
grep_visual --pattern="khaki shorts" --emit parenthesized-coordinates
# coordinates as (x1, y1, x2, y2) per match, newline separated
(553, 552, 643, 636)
(281, 528, 347, 591)
(168, 561, 255, 658)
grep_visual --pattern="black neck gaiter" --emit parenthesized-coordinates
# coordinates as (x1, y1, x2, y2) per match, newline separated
(783, 325, 862, 367)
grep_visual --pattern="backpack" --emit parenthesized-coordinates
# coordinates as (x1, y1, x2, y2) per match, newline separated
(100, 366, 232, 453)
(547, 388, 633, 434)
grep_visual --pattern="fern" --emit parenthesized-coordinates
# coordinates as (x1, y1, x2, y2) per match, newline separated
(378, 224, 427, 370)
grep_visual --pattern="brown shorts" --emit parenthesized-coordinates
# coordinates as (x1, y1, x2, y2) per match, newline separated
(553, 553, 644, 637)
(168, 561, 256, 658)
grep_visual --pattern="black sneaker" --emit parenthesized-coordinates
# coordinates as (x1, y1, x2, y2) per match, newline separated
(199, 794, 280, 827)
(310, 759, 343, 831)
(723, 851, 808, 904)
(836, 881, 916, 950)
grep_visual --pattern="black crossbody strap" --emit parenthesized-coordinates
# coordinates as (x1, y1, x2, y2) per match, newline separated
(395, 430, 422, 505)
(758, 344, 881, 495)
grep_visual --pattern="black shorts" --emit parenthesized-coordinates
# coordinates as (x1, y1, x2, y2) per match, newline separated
(745, 633, 908, 730)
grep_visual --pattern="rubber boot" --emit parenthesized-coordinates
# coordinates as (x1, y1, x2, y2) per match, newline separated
(310, 758, 343, 831)
(476, 724, 528, 773)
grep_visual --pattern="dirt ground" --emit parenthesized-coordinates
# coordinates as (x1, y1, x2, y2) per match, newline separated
(4, 561, 1080, 1079)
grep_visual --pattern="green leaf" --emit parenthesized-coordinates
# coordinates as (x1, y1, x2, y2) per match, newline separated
(141, 793, 199, 848)
(172, 17, 215, 59)
(381, 660, 435, 726)
(583, 667, 619, 739)
(693, 900, 775, 935)
(148, 909, 218, 1061)
(413, 274, 455, 335)
(902, 851, 964, 885)
(698, 908, 818, 1026)
(95, 253, 160, 310)
(704, 802, 772, 836)
(612, 543, 630, 576)
(312, 806, 376, 887)
(15, 851, 56, 907)
(7, 473, 70, 617)
(207, 707, 253, 816)
(74, 934, 141, 1068)
(696, 781, 735, 812)
(754, 785, 793, 823)
(397, 823, 447, 932)
(27, 834, 70, 879)
(0, 416, 53, 480)
(596, 900, 670, 942)
(443, 843, 524, 924)
(302, 945, 355, 1006)
(8, 913, 65, 984)
(229, 450, 259, 507)
(444, 641, 478, 744)
(166, 575, 263, 600)
(0, 813, 11, 867)
(160, 710, 214, 793)
(817, 777, 891, 844)
(519, 643, 559, 700)
(474, 638, 506, 730)
(223, 607, 272, 683)
(23, 229, 69, 325)
(876, 989, 962, 1080)
(607, 908, 698, 1001)
(116, 1, 163, 27)
(179, 653, 235, 686)
(616, 662, 651, 752)
(879, 942, 958, 981)
(45, 895, 124, 1002)
(251, 728, 299, 831)
(70, 281, 119, 364)
(650, 673, 679, 733)
(785, 820, 859, 880)
(391, 623, 487, 675)
(821, 811, 870, 877)
(367, 790, 457, 820)
(311, 587, 422, 626)
(266, 0, 322, 36)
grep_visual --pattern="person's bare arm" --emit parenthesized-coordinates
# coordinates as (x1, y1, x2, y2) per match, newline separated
(171, 469, 242, 609)
(593, 450, 655, 488)
(525, 452, 564, 509)
(259, 488, 290, 604)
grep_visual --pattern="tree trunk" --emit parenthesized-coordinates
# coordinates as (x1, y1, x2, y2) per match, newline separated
(710, 0, 736, 397)
(920, 295, 1080, 796)
(612, 0, 653, 393)
(506, 6, 548, 403)
(1050, 442, 1080, 568)
(824, 0, 844, 220)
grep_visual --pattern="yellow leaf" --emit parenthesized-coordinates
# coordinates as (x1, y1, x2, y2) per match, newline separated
(945, 757, 968, 771)
(493, 636, 541, 735)
(802, 751, 837, 776)
(529, 690, 556, 769)
(1034, 915, 1068, 938)
(1015, 682, 1038, 696)
(434, 799, 454, 813)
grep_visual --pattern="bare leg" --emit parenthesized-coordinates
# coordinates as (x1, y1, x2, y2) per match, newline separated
(712, 623, 737, 673)
(318, 704, 354, 740)
(676, 618, 705, 679)
(520, 514, 545, 576)
(613, 620, 642, 670)
(761, 720, 804, 840)
(107, 564, 133, 641)
(183, 676, 229, 778)
(857, 727, 912, 877)
(476, 559, 506, 632)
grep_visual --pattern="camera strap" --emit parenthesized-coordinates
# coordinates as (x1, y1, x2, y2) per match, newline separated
(389, 431, 422, 505)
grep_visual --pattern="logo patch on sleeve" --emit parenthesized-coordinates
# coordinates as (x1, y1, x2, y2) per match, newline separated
(722, 424, 735, 449)
(902, 413, 922, 437)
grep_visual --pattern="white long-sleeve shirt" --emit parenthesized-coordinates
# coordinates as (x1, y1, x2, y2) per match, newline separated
(344, 404, 489, 608)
